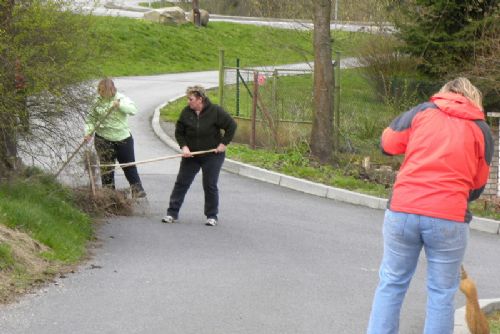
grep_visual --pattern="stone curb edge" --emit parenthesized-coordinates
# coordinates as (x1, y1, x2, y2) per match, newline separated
(152, 100, 500, 236)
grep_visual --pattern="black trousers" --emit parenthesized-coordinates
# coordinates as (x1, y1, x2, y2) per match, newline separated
(94, 134, 142, 189)
(167, 152, 225, 220)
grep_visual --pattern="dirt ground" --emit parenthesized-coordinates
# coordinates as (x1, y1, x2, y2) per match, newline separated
(0, 224, 57, 304)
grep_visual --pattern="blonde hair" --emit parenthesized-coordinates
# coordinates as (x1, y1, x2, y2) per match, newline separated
(186, 85, 207, 100)
(439, 77, 483, 110)
(97, 78, 117, 98)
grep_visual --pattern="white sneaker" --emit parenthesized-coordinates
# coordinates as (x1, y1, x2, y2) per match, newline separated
(161, 215, 175, 223)
(205, 218, 217, 226)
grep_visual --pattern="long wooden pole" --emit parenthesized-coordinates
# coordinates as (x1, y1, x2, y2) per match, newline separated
(85, 150, 96, 197)
(95, 149, 217, 169)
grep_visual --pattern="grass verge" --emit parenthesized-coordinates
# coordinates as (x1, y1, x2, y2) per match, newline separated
(0, 174, 93, 263)
(489, 310, 500, 334)
(0, 169, 96, 303)
(92, 16, 374, 76)
(0, 164, 137, 303)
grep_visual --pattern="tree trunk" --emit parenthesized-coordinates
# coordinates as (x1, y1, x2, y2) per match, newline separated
(310, 0, 333, 163)
(311, 0, 333, 163)
(192, 0, 201, 27)
(0, 0, 20, 175)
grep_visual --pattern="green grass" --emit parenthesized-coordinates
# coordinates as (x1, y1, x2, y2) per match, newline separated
(489, 310, 500, 334)
(469, 200, 500, 221)
(226, 144, 389, 197)
(159, 68, 392, 198)
(0, 241, 31, 299)
(0, 243, 16, 271)
(91, 16, 374, 76)
(0, 172, 93, 263)
(225, 67, 397, 160)
(162, 67, 396, 160)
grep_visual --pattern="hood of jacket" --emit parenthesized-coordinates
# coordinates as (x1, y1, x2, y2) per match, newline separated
(430, 92, 484, 121)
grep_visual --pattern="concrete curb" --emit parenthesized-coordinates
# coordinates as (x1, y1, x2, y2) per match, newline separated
(152, 101, 500, 235)
(454, 298, 500, 333)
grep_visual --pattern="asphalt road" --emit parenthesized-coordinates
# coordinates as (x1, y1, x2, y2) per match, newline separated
(2, 3, 499, 332)
(0, 70, 499, 333)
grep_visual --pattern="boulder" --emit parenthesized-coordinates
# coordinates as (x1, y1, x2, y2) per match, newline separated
(143, 6, 188, 25)
(187, 9, 210, 27)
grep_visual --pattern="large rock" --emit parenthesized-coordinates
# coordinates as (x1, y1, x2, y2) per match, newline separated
(187, 9, 210, 27)
(143, 6, 188, 25)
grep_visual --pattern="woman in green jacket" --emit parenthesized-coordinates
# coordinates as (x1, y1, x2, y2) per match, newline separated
(162, 85, 237, 226)
(84, 78, 146, 198)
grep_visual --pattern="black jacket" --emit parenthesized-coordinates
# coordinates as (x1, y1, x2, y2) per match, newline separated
(175, 98, 237, 152)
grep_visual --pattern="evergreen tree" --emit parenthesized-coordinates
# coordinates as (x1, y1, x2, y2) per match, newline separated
(394, 0, 498, 78)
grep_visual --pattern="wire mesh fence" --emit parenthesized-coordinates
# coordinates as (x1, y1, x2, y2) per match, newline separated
(221, 62, 315, 148)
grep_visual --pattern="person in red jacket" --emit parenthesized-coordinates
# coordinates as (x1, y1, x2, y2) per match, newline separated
(367, 78, 493, 334)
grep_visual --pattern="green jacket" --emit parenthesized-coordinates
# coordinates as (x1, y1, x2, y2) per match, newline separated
(84, 92, 137, 141)
(175, 99, 237, 152)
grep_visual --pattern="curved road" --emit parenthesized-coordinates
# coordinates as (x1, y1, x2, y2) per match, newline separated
(0, 70, 499, 333)
(2, 2, 499, 332)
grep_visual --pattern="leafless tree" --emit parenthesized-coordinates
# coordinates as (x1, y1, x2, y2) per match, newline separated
(0, 0, 99, 180)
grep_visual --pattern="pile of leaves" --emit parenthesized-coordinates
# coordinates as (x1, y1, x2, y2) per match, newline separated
(71, 187, 134, 217)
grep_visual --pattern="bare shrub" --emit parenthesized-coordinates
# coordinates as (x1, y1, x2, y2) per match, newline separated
(357, 35, 424, 113)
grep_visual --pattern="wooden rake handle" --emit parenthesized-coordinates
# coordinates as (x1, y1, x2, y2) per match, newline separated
(95, 149, 218, 168)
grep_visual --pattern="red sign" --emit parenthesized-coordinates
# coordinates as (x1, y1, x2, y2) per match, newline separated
(257, 74, 266, 86)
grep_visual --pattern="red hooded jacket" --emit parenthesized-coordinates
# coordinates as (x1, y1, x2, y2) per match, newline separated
(381, 92, 493, 222)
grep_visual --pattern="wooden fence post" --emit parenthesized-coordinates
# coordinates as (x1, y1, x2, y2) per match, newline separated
(236, 58, 240, 116)
(219, 48, 225, 107)
(251, 71, 258, 149)
(333, 51, 341, 150)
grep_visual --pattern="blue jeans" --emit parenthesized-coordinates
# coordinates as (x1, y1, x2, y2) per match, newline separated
(367, 210, 469, 334)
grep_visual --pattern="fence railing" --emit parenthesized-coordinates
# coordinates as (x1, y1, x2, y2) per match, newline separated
(218, 49, 341, 149)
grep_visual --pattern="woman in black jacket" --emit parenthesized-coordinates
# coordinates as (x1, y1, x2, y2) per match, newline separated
(162, 85, 237, 226)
